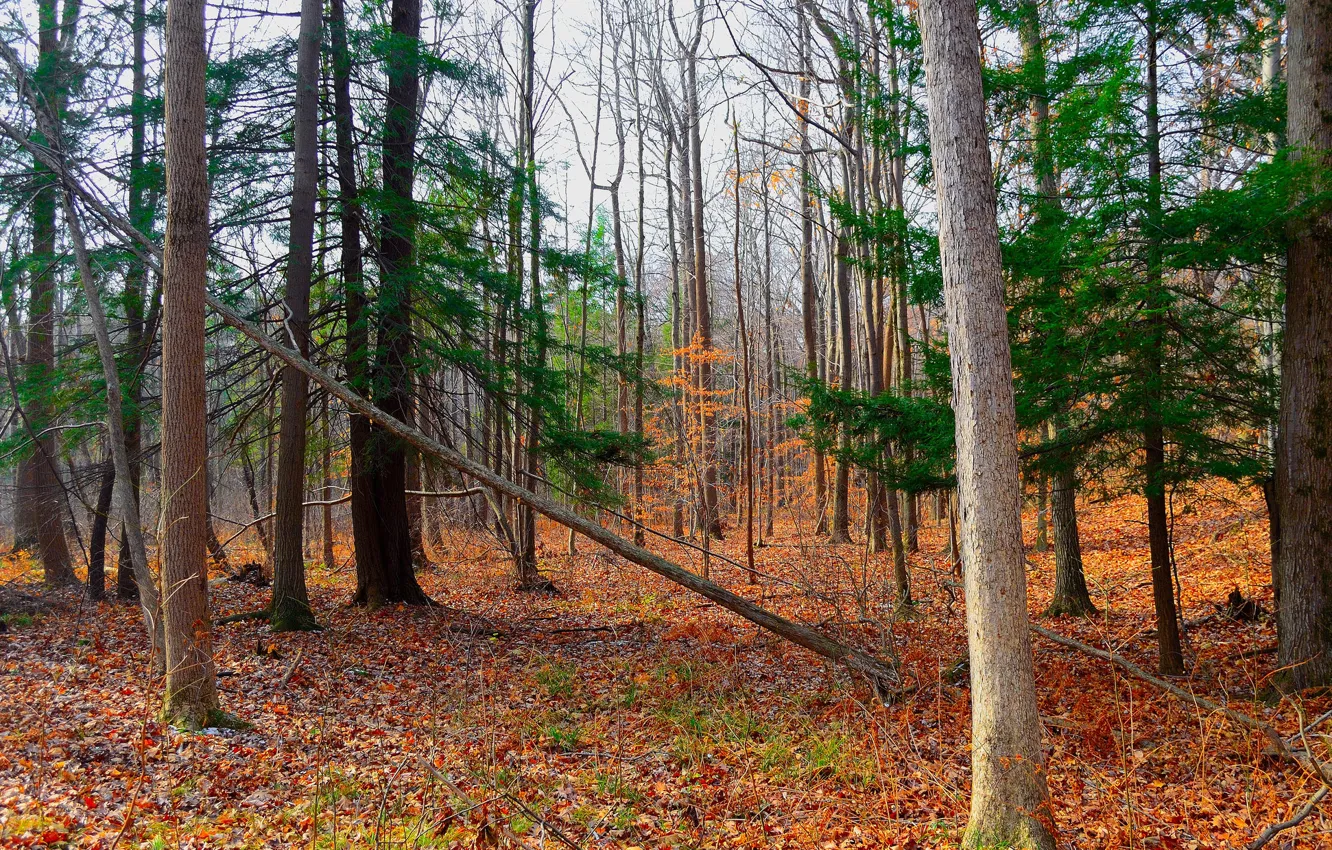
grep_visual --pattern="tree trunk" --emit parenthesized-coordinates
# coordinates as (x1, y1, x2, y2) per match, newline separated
(270, 0, 322, 631)
(24, 0, 76, 585)
(732, 122, 756, 582)
(322, 402, 335, 571)
(161, 0, 221, 728)
(1143, 10, 1184, 676)
(828, 231, 853, 544)
(685, 27, 722, 540)
(798, 4, 827, 536)
(88, 460, 114, 601)
(352, 0, 431, 608)
(918, 0, 1056, 840)
(1275, 0, 1332, 691)
(1033, 473, 1048, 552)
(116, 0, 152, 603)
(1046, 466, 1096, 617)
(63, 192, 165, 661)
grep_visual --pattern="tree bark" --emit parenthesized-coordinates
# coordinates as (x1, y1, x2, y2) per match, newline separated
(798, 4, 827, 536)
(918, 0, 1057, 841)
(161, 0, 220, 728)
(1274, 0, 1332, 691)
(351, 0, 431, 607)
(270, 0, 323, 631)
(24, 0, 76, 585)
(88, 460, 114, 601)
(1046, 465, 1097, 617)
(1143, 9, 1184, 676)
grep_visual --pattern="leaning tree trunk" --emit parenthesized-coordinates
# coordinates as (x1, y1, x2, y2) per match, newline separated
(161, 0, 221, 729)
(1275, 0, 1332, 691)
(63, 193, 165, 662)
(918, 0, 1057, 842)
(269, 0, 322, 631)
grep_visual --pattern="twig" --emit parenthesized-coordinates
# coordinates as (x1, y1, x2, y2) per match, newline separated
(1247, 786, 1328, 849)
(279, 648, 303, 688)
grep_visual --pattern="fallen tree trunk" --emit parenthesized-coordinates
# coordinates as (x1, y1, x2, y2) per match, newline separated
(6, 125, 900, 697)
(210, 295, 901, 699)
(1031, 624, 1330, 786)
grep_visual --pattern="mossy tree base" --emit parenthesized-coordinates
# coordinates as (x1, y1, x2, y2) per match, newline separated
(269, 599, 322, 632)
(1043, 595, 1098, 618)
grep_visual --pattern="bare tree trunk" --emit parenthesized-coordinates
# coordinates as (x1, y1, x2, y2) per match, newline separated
(88, 460, 114, 601)
(116, 0, 152, 603)
(161, 0, 221, 728)
(684, 15, 722, 540)
(1143, 10, 1183, 676)
(918, 0, 1056, 840)
(732, 121, 756, 582)
(798, 3, 827, 536)
(1275, 0, 1332, 691)
(270, 0, 322, 631)
(513, 0, 550, 590)
(828, 230, 854, 544)
(1033, 473, 1048, 552)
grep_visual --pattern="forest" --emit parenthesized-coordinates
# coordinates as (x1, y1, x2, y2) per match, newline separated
(0, 0, 1329, 844)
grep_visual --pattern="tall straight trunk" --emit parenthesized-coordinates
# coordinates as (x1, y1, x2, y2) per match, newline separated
(630, 25, 647, 548)
(353, 0, 430, 607)
(514, 0, 549, 589)
(270, 0, 323, 631)
(665, 131, 687, 539)
(1274, 0, 1332, 691)
(798, 5, 827, 535)
(761, 152, 777, 541)
(1033, 474, 1048, 552)
(685, 32, 722, 540)
(1018, 0, 1091, 607)
(828, 227, 854, 544)
(918, 0, 1056, 842)
(161, 0, 221, 728)
(24, 0, 76, 584)
(1143, 10, 1184, 676)
(117, 0, 152, 601)
(732, 122, 756, 582)
(331, 0, 380, 605)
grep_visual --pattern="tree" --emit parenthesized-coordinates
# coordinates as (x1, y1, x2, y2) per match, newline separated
(351, 0, 432, 608)
(917, 0, 1056, 842)
(269, 0, 323, 631)
(161, 0, 221, 728)
(1274, 0, 1332, 691)
(22, 0, 76, 585)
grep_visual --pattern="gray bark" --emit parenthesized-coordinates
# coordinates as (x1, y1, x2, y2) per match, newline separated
(917, 0, 1056, 840)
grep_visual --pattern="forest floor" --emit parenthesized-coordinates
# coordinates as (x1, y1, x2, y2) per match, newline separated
(0, 482, 1324, 849)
